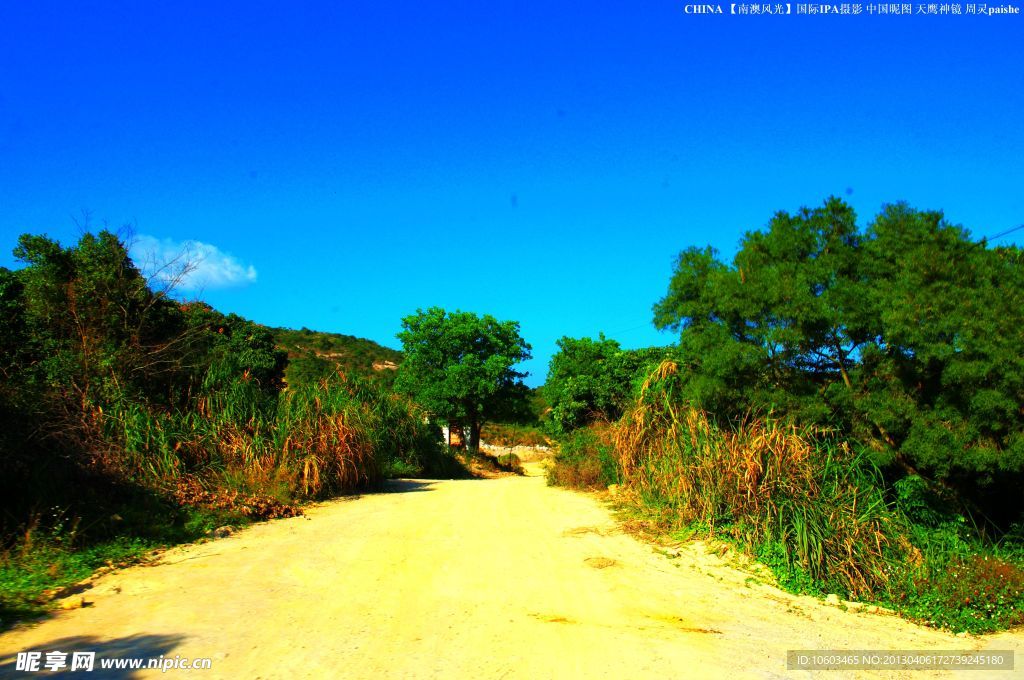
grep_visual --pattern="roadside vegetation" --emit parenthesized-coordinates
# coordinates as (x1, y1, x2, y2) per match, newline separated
(0, 231, 450, 625)
(546, 197, 1024, 634)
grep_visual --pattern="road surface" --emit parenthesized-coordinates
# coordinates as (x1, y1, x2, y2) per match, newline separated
(1, 464, 1021, 679)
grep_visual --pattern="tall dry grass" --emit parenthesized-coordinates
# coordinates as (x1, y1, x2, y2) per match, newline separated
(274, 381, 380, 496)
(102, 374, 440, 502)
(613, 360, 909, 598)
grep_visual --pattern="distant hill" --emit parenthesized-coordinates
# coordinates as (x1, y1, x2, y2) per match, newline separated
(269, 326, 402, 387)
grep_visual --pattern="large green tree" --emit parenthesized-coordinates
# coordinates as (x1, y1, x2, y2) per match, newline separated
(653, 197, 1024, 509)
(395, 307, 532, 450)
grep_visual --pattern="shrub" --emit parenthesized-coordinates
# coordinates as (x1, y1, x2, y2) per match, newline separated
(893, 552, 1024, 633)
(543, 335, 669, 435)
(651, 199, 1024, 521)
(496, 453, 524, 474)
(548, 425, 619, 490)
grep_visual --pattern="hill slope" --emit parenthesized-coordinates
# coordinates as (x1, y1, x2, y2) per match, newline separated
(270, 326, 402, 387)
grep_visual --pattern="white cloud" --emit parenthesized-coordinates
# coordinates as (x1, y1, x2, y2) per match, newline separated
(130, 234, 258, 291)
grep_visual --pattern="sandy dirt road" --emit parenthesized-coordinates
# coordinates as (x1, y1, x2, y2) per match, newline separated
(1, 464, 1022, 679)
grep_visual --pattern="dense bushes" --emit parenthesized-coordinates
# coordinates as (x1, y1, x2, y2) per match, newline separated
(102, 375, 441, 500)
(0, 231, 443, 520)
(614, 361, 903, 598)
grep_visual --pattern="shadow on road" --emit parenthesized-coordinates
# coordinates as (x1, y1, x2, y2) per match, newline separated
(0, 633, 186, 679)
(379, 479, 438, 493)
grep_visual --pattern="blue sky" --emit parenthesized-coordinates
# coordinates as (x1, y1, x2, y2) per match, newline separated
(2, 2, 1021, 385)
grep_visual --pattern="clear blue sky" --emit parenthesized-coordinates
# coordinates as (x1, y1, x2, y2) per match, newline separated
(2, 2, 1021, 386)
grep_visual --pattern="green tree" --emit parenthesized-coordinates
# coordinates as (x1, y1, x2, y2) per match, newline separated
(854, 205, 1024, 487)
(653, 197, 1024, 510)
(395, 307, 532, 450)
(11, 231, 188, 416)
(544, 334, 668, 434)
(653, 198, 868, 423)
(1, 230, 196, 535)
(0, 267, 27, 382)
(4, 231, 287, 432)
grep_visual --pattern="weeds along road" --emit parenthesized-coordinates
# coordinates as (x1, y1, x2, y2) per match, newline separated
(2, 463, 1022, 679)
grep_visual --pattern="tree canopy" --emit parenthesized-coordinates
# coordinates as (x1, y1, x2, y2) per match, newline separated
(652, 197, 1024, 508)
(543, 335, 668, 434)
(0, 231, 293, 453)
(395, 307, 532, 450)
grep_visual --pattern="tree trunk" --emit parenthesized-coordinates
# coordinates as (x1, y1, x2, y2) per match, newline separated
(469, 421, 482, 452)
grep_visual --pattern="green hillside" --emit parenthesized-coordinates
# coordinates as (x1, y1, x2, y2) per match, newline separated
(270, 326, 402, 388)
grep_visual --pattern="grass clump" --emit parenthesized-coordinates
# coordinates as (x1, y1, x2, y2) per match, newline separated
(614, 361, 903, 599)
(1, 535, 154, 626)
(274, 379, 384, 495)
(104, 374, 445, 501)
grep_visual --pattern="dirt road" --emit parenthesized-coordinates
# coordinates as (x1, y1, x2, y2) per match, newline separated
(2, 464, 1021, 679)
